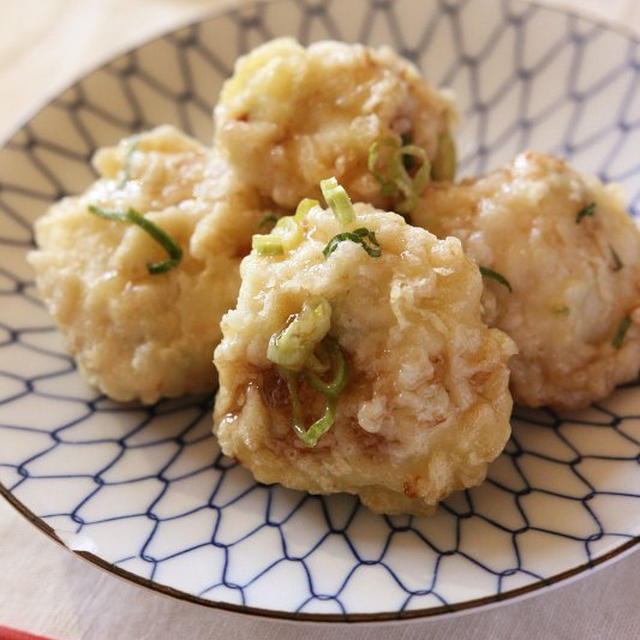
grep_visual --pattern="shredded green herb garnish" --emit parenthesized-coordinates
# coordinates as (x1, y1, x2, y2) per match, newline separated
(610, 245, 623, 272)
(400, 132, 415, 172)
(320, 177, 356, 225)
(612, 314, 632, 349)
(323, 227, 381, 258)
(479, 266, 512, 292)
(367, 138, 400, 196)
(258, 213, 279, 230)
(279, 336, 348, 447)
(303, 337, 348, 398)
(431, 132, 457, 181)
(367, 137, 430, 214)
(576, 202, 596, 223)
(252, 187, 344, 259)
(267, 297, 331, 371)
(87, 205, 182, 274)
(395, 144, 430, 213)
(254, 211, 306, 255)
(253, 234, 284, 255)
(294, 198, 319, 221)
(119, 135, 139, 187)
(281, 370, 338, 447)
(274, 216, 303, 248)
(267, 297, 348, 447)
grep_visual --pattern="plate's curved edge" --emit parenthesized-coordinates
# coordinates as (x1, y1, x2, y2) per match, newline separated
(528, 0, 640, 44)
(4, 0, 640, 148)
(0, 0, 266, 147)
(2, 480, 638, 624)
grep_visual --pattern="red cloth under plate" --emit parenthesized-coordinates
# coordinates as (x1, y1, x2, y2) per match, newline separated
(0, 626, 57, 640)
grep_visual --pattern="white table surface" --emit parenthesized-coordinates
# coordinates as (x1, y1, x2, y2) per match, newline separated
(2, 1, 640, 638)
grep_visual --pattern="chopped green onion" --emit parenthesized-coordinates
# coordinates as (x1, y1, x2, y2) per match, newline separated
(367, 137, 431, 214)
(304, 349, 331, 375)
(294, 198, 319, 221)
(119, 135, 139, 187)
(400, 132, 415, 171)
(274, 215, 304, 250)
(281, 370, 339, 448)
(320, 177, 356, 225)
(267, 297, 331, 372)
(392, 144, 430, 214)
(258, 212, 279, 230)
(303, 337, 348, 398)
(612, 314, 632, 349)
(576, 202, 596, 223)
(255, 203, 309, 255)
(323, 227, 381, 258)
(274, 217, 297, 232)
(431, 132, 457, 181)
(368, 138, 401, 196)
(479, 266, 512, 292)
(87, 205, 182, 274)
(278, 335, 348, 447)
(610, 245, 623, 272)
(253, 234, 284, 255)
(267, 299, 349, 447)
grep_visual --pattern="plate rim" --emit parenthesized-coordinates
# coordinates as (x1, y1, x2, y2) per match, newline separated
(2, 477, 639, 623)
(5, 0, 640, 147)
(2, 0, 640, 624)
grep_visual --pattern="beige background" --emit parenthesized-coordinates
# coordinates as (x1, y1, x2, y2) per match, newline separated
(2, 1, 640, 638)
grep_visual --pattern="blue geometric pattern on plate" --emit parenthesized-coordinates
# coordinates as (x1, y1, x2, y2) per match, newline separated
(0, 0, 639, 621)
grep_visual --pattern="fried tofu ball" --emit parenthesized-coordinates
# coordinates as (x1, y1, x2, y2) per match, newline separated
(214, 38, 456, 211)
(213, 199, 515, 514)
(28, 125, 263, 403)
(412, 152, 640, 409)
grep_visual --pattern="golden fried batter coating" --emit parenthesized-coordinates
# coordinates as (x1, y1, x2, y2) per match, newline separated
(214, 38, 455, 211)
(29, 125, 262, 403)
(213, 202, 515, 514)
(413, 152, 640, 409)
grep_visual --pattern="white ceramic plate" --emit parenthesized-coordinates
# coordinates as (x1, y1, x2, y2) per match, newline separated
(1, 0, 639, 623)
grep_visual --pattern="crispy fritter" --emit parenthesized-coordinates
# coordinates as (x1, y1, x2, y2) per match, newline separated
(214, 38, 456, 210)
(213, 202, 515, 514)
(413, 152, 640, 409)
(28, 125, 262, 403)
